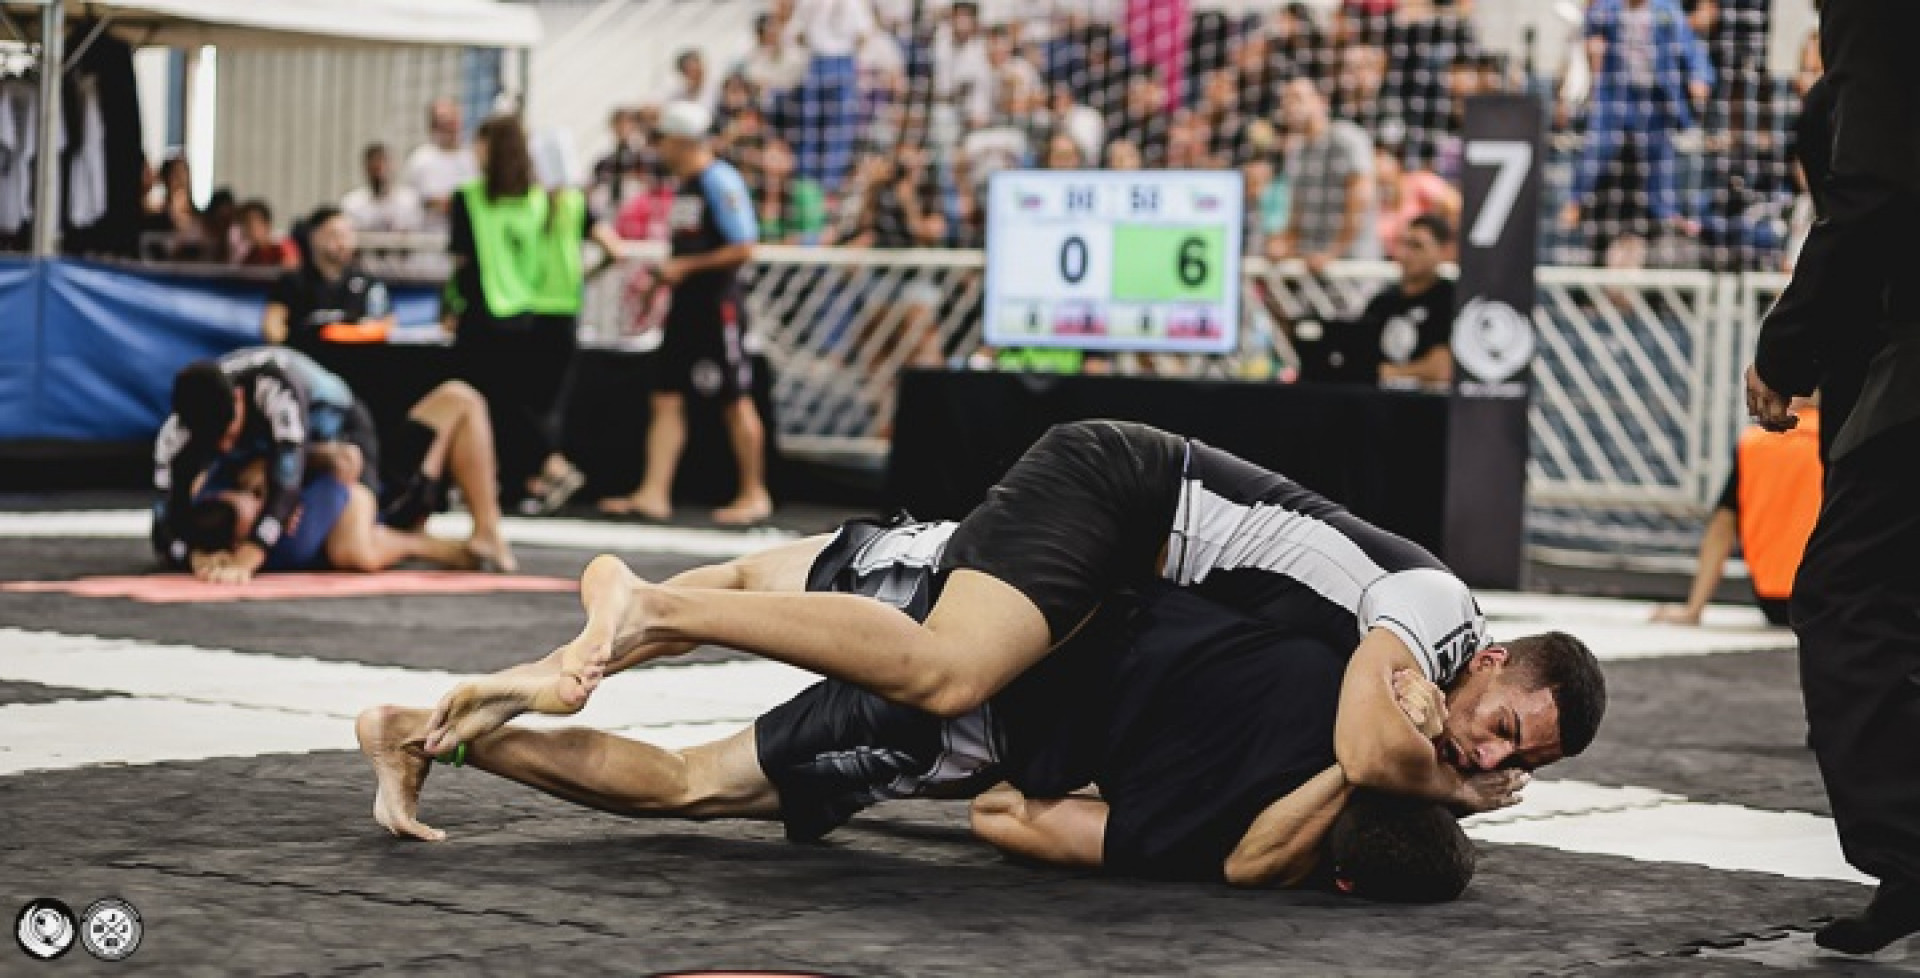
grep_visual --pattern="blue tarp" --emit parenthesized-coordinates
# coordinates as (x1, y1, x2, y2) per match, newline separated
(0, 258, 441, 443)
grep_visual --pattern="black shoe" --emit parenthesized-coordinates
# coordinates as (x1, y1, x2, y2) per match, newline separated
(1815, 880, 1920, 955)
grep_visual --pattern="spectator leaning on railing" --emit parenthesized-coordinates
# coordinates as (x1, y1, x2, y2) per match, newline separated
(1273, 77, 1380, 271)
(1561, 0, 1714, 255)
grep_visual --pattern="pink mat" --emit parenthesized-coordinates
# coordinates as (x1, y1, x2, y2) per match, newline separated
(2, 571, 577, 604)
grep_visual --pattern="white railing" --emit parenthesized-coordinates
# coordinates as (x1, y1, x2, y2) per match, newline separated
(287, 237, 1771, 570)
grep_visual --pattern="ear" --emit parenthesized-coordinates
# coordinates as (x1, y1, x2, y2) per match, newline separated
(1470, 645, 1510, 673)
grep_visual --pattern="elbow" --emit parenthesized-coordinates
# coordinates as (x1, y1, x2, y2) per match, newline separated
(918, 678, 991, 720)
(1223, 854, 1269, 888)
(968, 792, 1020, 851)
(1334, 739, 1402, 791)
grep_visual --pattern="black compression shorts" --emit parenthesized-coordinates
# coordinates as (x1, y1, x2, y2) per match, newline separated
(939, 420, 1188, 641)
(658, 298, 753, 401)
(754, 677, 999, 843)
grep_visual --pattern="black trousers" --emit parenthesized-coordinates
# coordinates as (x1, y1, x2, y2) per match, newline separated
(1793, 417, 1920, 888)
(454, 316, 578, 493)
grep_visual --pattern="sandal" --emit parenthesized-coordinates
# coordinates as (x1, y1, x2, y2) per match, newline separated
(519, 464, 586, 517)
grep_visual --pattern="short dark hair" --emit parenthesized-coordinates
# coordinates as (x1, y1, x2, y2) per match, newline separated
(1505, 631, 1607, 758)
(1327, 790, 1476, 903)
(364, 142, 389, 163)
(307, 205, 344, 230)
(676, 48, 701, 72)
(1407, 214, 1454, 247)
(238, 199, 272, 224)
(181, 498, 240, 553)
(172, 361, 237, 441)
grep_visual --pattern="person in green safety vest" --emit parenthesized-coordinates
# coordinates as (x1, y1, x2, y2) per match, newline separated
(442, 114, 621, 516)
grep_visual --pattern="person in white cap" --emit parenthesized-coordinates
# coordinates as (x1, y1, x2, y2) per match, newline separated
(599, 101, 773, 525)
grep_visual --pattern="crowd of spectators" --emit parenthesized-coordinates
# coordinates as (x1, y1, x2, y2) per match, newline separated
(138, 0, 1819, 283)
(554, 0, 1814, 277)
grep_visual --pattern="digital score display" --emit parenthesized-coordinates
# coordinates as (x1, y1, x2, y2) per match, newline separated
(985, 169, 1244, 354)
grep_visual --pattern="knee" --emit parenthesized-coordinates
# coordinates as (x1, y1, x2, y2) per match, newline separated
(435, 380, 488, 416)
(915, 673, 991, 720)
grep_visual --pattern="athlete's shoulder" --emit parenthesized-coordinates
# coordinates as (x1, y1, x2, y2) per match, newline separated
(700, 159, 750, 195)
(1359, 567, 1484, 685)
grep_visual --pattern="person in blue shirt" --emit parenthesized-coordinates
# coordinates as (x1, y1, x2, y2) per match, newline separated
(1561, 0, 1715, 247)
(599, 101, 774, 526)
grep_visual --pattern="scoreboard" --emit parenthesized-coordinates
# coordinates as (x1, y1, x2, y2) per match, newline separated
(985, 169, 1244, 354)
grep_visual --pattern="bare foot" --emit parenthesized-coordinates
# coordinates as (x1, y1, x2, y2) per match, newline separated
(468, 536, 519, 574)
(713, 490, 773, 526)
(555, 554, 655, 674)
(420, 664, 598, 757)
(598, 493, 671, 521)
(356, 705, 446, 842)
(421, 556, 650, 754)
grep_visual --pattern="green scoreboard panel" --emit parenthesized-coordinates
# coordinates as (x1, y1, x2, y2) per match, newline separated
(985, 170, 1244, 354)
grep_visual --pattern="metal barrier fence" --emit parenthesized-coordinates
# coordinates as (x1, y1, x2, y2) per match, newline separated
(577, 242, 1777, 574)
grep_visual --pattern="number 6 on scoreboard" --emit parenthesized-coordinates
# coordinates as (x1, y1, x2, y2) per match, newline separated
(1465, 140, 1533, 249)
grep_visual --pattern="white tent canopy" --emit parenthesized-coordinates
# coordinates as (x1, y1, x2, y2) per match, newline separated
(3, 0, 539, 256)
(4, 0, 541, 49)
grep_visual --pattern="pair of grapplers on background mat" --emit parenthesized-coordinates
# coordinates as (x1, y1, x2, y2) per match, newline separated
(153, 347, 517, 581)
(358, 421, 1606, 900)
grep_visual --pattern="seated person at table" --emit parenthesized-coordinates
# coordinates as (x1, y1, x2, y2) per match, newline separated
(1289, 216, 1457, 388)
(184, 448, 483, 573)
(155, 348, 516, 581)
(264, 206, 396, 353)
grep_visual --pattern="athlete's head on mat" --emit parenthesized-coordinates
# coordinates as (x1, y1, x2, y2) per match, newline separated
(172, 360, 248, 452)
(179, 462, 269, 554)
(1435, 631, 1606, 775)
(1324, 790, 1476, 904)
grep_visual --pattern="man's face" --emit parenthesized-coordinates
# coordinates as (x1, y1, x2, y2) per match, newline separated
(658, 134, 699, 176)
(1398, 226, 1444, 283)
(953, 6, 978, 41)
(365, 149, 392, 186)
(1438, 647, 1564, 773)
(311, 216, 357, 271)
(1281, 80, 1325, 131)
(430, 101, 461, 149)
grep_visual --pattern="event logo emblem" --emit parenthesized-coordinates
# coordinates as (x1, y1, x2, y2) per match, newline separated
(80, 898, 142, 962)
(14, 898, 76, 960)
(1451, 297, 1535, 384)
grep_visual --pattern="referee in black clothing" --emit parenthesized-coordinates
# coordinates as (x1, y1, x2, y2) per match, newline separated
(1745, 0, 1920, 954)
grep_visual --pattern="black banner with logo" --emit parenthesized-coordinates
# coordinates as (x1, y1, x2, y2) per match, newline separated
(1442, 95, 1543, 589)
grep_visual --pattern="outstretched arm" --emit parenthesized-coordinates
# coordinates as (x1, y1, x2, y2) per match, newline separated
(1223, 765, 1352, 887)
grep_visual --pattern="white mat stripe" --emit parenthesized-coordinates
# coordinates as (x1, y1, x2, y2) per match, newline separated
(0, 626, 1862, 886)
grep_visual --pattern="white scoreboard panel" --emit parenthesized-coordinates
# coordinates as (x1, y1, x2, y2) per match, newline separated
(985, 169, 1244, 354)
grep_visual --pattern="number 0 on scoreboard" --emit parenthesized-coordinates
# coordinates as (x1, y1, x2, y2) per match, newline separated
(985, 169, 1244, 354)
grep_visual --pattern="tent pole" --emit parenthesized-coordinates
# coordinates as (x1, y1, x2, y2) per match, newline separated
(32, 0, 64, 258)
